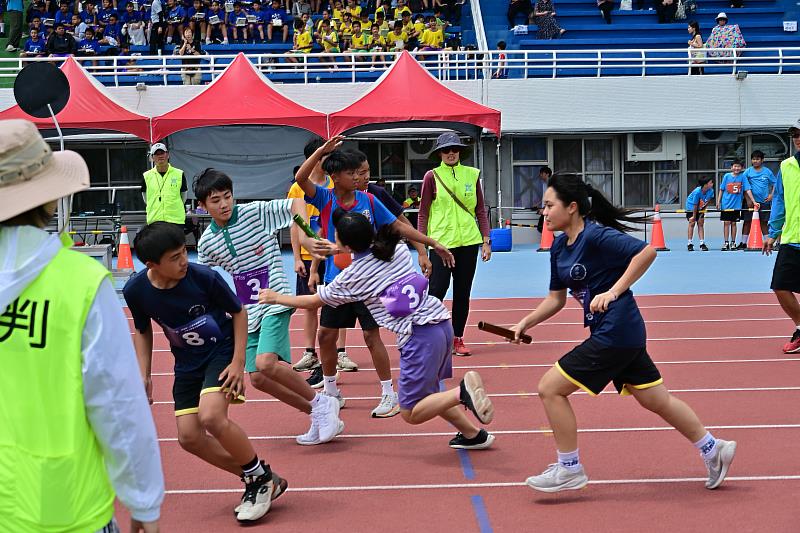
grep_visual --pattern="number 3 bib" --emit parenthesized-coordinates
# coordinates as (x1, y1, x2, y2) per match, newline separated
(380, 272, 429, 318)
(232, 266, 270, 304)
(164, 314, 224, 349)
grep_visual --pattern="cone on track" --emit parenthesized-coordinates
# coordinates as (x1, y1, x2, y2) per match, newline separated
(649, 204, 670, 252)
(746, 209, 764, 251)
(117, 226, 135, 271)
(537, 217, 554, 252)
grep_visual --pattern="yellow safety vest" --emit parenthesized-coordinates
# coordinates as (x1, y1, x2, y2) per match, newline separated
(144, 164, 186, 225)
(778, 156, 800, 244)
(0, 239, 115, 532)
(427, 162, 483, 249)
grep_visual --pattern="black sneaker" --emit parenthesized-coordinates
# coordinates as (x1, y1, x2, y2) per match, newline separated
(233, 470, 287, 516)
(736, 242, 747, 250)
(236, 463, 275, 522)
(459, 371, 494, 424)
(687, 244, 694, 251)
(721, 242, 730, 251)
(700, 243, 709, 251)
(449, 429, 495, 450)
(306, 364, 323, 389)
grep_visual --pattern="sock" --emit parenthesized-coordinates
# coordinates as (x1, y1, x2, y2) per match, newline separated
(305, 347, 316, 354)
(700, 240, 705, 245)
(337, 347, 346, 354)
(688, 240, 693, 245)
(380, 379, 394, 396)
(241, 456, 265, 477)
(166, 37, 173, 44)
(557, 449, 582, 472)
(310, 392, 322, 408)
(693, 432, 717, 461)
(323, 374, 338, 396)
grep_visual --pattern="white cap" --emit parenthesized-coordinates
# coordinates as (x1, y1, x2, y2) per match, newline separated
(716, 12, 728, 20)
(788, 118, 800, 132)
(149, 143, 168, 156)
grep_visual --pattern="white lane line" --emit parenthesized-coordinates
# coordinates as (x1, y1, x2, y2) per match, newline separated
(149, 357, 800, 377)
(149, 386, 800, 405)
(156, 423, 800, 443)
(164, 475, 800, 495)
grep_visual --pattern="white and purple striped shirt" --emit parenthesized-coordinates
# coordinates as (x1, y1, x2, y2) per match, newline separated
(317, 244, 450, 346)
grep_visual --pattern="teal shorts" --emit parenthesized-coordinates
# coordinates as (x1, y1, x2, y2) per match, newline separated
(245, 309, 294, 372)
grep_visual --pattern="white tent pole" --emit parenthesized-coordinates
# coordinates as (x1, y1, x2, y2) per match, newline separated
(496, 138, 502, 228)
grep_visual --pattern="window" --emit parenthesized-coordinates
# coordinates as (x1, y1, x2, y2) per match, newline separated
(69, 144, 149, 214)
(622, 154, 679, 207)
(512, 137, 548, 209)
(552, 138, 614, 198)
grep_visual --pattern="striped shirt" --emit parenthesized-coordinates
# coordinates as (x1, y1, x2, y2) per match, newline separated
(197, 201, 293, 332)
(317, 243, 450, 346)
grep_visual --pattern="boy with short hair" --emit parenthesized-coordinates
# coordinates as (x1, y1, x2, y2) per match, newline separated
(740, 149, 777, 249)
(194, 169, 344, 446)
(124, 221, 285, 522)
(686, 176, 714, 251)
(717, 159, 758, 251)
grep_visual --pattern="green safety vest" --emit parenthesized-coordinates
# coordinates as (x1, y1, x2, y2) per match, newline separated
(144, 164, 186, 225)
(427, 162, 483, 249)
(779, 156, 800, 244)
(0, 237, 115, 532)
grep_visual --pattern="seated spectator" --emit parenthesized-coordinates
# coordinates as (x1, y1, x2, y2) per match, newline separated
(227, 1, 248, 43)
(97, 0, 118, 28)
(187, 0, 207, 42)
(331, 0, 344, 24)
(20, 27, 47, 56)
(246, 0, 266, 42)
(205, 0, 228, 44)
(491, 40, 508, 79)
(122, 4, 147, 45)
(412, 13, 425, 37)
(393, 0, 412, 20)
(53, 1, 72, 26)
(174, 27, 204, 84)
(99, 12, 123, 47)
(46, 22, 77, 55)
(534, 0, 566, 39)
(29, 17, 46, 39)
(687, 20, 704, 75)
(285, 17, 312, 62)
(656, 0, 676, 24)
(419, 16, 445, 51)
(507, 0, 532, 29)
(358, 11, 371, 33)
(597, 0, 613, 24)
(350, 20, 369, 59)
(165, 0, 186, 44)
(388, 20, 408, 52)
(367, 24, 386, 65)
(339, 11, 353, 50)
(79, 1, 97, 28)
(316, 9, 333, 32)
(76, 26, 100, 55)
(317, 18, 340, 64)
(27, 2, 47, 25)
(433, 8, 451, 32)
(706, 12, 746, 58)
(265, 0, 288, 42)
(67, 14, 87, 40)
(300, 12, 313, 33)
(346, 0, 360, 18)
(400, 12, 418, 49)
(374, 11, 390, 39)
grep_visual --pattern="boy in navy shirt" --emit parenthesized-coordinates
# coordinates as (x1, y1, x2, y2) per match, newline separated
(124, 222, 287, 523)
(264, 0, 286, 42)
(227, 1, 247, 43)
(21, 27, 47, 56)
(246, 0, 265, 43)
(98, 0, 117, 28)
(187, 0, 206, 41)
(205, 0, 227, 43)
(165, 0, 186, 43)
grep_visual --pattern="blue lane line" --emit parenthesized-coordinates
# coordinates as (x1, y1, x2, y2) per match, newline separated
(470, 495, 493, 533)
(457, 449, 475, 480)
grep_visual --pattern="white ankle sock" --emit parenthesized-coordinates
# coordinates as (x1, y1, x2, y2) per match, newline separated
(700, 240, 705, 245)
(323, 375, 338, 396)
(380, 379, 394, 396)
(310, 393, 322, 408)
(557, 449, 581, 472)
(693, 431, 717, 460)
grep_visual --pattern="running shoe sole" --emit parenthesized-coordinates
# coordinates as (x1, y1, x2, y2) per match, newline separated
(233, 473, 287, 515)
(706, 440, 737, 490)
(371, 402, 400, 418)
(296, 420, 345, 446)
(462, 371, 494, 424)
(525, 474, 589, 493)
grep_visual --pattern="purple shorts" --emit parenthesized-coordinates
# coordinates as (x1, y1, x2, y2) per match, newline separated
(398, 320, 454, 410)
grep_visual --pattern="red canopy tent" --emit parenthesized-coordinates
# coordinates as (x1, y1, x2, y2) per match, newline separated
(328, 51, 501, 139)
(150, 53, 328, 141)
(0, 56, 151, 140)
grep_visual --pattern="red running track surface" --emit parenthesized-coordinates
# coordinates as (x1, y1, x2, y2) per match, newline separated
(116, 293, 800, 532)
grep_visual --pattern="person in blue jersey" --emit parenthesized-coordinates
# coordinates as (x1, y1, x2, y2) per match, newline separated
(20, 27, 47, 56)
(295, 136, 454, 418)
(165, 0, 186, 44)
(717, 159, 758, 251)
(511, 173, 737, 493)
(685, 176, 714, 251)
(97, 0, 118, 28)
(739, 150, 777, 249)
(77, 26, 101, 54)
(260, 210, 495, 450)
(124, 222, 287, 523)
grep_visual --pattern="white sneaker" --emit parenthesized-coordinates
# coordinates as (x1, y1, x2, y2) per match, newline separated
(314, 393, 343, 442)
(371, 392, 400, 418)
(323, 389, 346, 409)
(705, 439, 737, 489)
(6, 45, 17, 52)
(337, 351, 358, 371)
(236, 465, 275, 521)
(525, 463, 589, 493)
(293, 350, 319, 371)
(296, 418, 344, 445)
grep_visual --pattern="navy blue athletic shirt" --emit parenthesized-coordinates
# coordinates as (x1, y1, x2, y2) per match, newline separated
(549, 220, 648, 348)
(124, 263, 242, 374)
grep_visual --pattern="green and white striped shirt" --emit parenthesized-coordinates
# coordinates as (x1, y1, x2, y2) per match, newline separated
(197, 200, 293, 332)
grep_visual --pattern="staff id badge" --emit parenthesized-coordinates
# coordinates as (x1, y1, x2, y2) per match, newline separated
(164, 314, 223, 349)
(380, 272, 428, 318)
(233, 266, 270, 304)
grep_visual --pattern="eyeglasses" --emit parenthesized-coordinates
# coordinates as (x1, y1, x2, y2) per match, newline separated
(441, 147, 461, 154)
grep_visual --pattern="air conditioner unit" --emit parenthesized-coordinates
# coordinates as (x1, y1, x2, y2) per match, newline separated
(697, 131, 739, 144)
(626, 132, 684, 161)
(408, 139, 436, 160)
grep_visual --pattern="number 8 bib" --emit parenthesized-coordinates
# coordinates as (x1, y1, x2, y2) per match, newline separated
(164, 314, 223, 349)
(233, 266, 270, 304)
(380, 272, 429, 318)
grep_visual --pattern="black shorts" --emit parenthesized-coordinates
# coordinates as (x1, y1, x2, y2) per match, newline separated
(686, 211, 705, 221)
(556, 337, 663, 396)
(296, 259, 326, 296)
(173, 339, 245, 416)
(771, 244, 800, 293)
(720, 210, 741, 222)
(319, 301, 379, 330)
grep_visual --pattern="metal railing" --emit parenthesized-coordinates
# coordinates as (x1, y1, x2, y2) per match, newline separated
(2, 47, 799, 85)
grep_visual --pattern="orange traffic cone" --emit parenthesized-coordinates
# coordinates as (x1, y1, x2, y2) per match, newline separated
(537, 216, 554, 252)
(649, 205, 670, 252)
(746, 209, 764, 251)
(117, 226, 135, 271)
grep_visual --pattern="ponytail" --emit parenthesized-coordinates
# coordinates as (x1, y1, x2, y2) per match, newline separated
(547, 173, 651, 233)
(370, 225, 401, 262)
(332, 208, 400, 262)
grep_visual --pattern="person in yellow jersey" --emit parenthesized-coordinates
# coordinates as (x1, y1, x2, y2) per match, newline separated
(140, 142, 188, 226)
(420, 16, 446, 51)
(418, 132, 492, 357)
(286, 17, 313, 63)
(0, 119, 164, 533)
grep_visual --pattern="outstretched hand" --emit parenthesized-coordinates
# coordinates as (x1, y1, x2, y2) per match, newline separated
(432, 242, 455, 268)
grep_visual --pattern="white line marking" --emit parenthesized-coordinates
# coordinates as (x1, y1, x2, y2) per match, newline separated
(156, 423, 800, 443)
(163, 475, 800, 495)
(149, 386, 800, 405)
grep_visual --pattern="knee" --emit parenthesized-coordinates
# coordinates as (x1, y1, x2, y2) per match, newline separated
(537, 376, 559, 402)
(255, 353, 278, 376)
(400, 409, 417, 424)
(637, 390, 670, 414)
(198, 410, 227, 437)
(250, 371, 269, 390)
(177, 426, 204, 453)
(362, 329, 382, 350)
(318, 328, 338, 347)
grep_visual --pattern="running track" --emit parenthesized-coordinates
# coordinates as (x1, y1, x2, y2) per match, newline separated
(117, 293, 800, 532)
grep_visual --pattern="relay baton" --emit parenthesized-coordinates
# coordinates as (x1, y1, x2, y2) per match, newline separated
(293, 214, 321, 240)
(478, 321, 533, 344)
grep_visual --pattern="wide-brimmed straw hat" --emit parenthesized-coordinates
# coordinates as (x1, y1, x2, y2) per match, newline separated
(716, 12, 728, 21)
(0, 119, 89, 223)
(428, 132, 472, 161)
